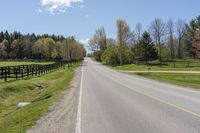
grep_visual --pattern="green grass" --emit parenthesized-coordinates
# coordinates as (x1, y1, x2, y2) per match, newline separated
(113, 61, 200, 71)
(134, 72, 200, 89)
(0, 61, 54, 67)
(0, 63, 79, 133)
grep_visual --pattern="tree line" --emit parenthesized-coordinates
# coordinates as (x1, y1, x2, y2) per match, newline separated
(0, 31, 86, 61)
(89, 16, 200, 65)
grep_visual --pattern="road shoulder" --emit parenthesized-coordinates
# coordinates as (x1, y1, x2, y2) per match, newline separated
(27, 67, 81, 133)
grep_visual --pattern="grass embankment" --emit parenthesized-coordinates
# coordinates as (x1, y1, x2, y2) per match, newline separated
(134, 73, 200, 89)
(0, 62, 54, 67)
(0, 63, 79, 133)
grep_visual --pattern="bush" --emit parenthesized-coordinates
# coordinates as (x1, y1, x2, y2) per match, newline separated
(158, 46, 171, 61)
(94, 51, 103, 62)
(101, 45, 134, 66)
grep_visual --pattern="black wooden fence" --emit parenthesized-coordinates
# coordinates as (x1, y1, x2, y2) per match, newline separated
(0, 62, 66, 82)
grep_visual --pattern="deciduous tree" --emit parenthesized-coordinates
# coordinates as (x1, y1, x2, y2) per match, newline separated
(149, 18, 166, 61)
(117, 19, 135, 65)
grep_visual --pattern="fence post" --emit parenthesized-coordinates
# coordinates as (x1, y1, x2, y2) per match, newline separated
(173, 61, 175, 68)
(0, 67, 2, 79)
(14, 66, 17, 79)
(4, 68, 7, 82)
(21, 66, 24, 79)
(27, 65, 29, 77)
(39, 65, 41, 75)
(35, 65, 38, 76)
(8, 66, 10, 78)
(1, 67, 2, 79)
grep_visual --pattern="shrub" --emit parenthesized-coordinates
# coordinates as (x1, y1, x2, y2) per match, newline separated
(101, 45, 134, 66)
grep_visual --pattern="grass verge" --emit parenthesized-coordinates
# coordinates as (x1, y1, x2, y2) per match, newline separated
(0, 63, 79, 133)
(134, 72, 200, 89)
(113, 64, 200, 71)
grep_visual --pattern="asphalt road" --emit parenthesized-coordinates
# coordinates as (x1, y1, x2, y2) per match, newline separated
(76, 58, 200, 133)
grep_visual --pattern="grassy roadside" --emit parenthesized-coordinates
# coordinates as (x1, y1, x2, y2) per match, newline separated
(0, 63, 80, 133)
(102, 60, 200, 89)
(113, 64, 200, 71)
(99, 58, 200, 89)
(0, 62, 54, 67)
(134, 72, 200, 89)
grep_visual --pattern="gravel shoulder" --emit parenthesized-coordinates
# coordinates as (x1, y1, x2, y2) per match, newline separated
(27, 67, 81, 133)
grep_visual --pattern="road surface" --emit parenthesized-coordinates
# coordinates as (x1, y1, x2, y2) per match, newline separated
(77, 58, 200, 133)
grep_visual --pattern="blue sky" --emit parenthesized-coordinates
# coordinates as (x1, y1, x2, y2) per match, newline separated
(0, 0, 200, 44)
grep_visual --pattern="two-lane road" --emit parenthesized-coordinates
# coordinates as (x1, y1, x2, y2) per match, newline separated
(76, 58, 200, 133)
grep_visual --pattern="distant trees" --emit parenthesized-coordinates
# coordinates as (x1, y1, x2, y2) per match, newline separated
(89, 27, 107, 61)
(149, 18, 166, 61)
(135, 22, 143, 41)
(0, 31, 86, 61)
(44, 38, 57, 59)
(0, 40, 9, 58)
(176, 19, 186, 59)
(101, 45, 134, 66)
(66, 36, 86, 62)
(90, 15, 200, 66)
(166, 19, 175, 59)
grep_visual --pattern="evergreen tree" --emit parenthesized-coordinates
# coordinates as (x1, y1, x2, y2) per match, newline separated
(134, 31, 158, 62)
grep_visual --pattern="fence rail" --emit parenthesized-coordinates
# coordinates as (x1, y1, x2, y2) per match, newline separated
(0, 62, 67, 82)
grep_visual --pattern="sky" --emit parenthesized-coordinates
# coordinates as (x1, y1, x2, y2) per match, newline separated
(0, 0, 200, 46)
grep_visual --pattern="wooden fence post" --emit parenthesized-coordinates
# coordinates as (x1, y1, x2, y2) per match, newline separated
(4, 68, 7, 82)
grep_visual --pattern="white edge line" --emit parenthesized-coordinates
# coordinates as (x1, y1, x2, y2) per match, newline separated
(75, 66, 83, 133)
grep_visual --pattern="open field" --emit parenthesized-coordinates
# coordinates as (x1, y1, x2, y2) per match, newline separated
(0, 62, 55, 67)
(0, 63, 79, 133)
(133, 72, 200, 89)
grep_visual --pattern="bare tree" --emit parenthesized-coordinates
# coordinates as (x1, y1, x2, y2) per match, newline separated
(89, 27, 107, 52)
(176, 19, 186, 58)
(149, 18, 166, 61)
(167, 19, 175, 59)
(88, 35, 99, 52)
(135, 22, 143, 41)
(95, 27, 107, 51)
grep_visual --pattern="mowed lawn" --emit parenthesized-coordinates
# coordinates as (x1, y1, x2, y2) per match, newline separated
(111, 60, 200, 89)
(134, 73, 200, 89)
(0, 61, 54, 67)
(113, 61, 200, 71)
(0, 63, 79, 133)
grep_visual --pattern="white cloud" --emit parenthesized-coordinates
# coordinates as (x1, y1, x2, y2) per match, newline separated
(38, 0, 84, 14)
(79, 38, 90, 44)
